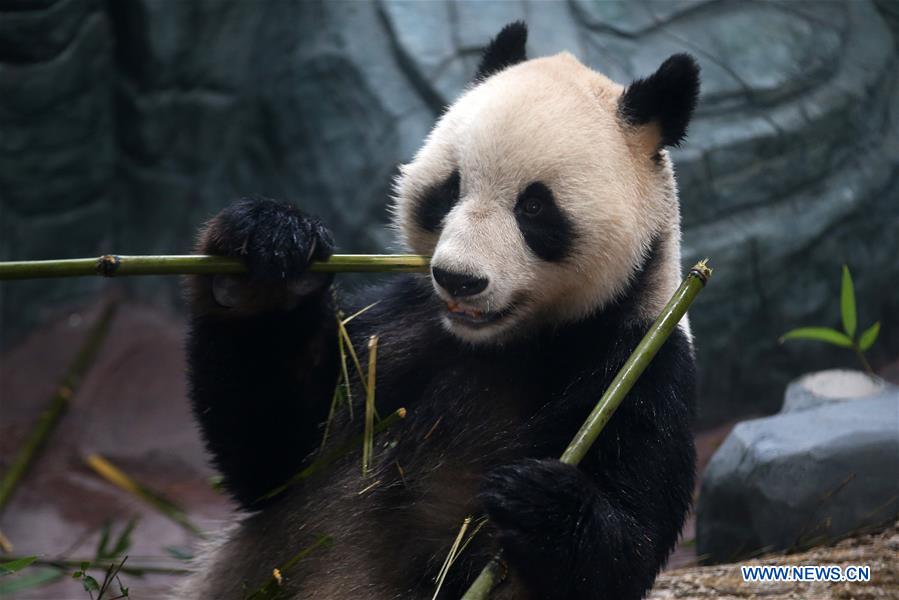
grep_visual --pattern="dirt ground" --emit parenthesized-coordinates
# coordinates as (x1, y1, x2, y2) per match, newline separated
(0, 298, 895, 598)
(0, 300, 233, 598)
(650, 521, 899, 599)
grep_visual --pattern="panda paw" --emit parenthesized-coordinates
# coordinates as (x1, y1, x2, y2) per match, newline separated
(195, 198, 335, 310)
(479, 459, 594, 593)
(201, 197, 334, 282)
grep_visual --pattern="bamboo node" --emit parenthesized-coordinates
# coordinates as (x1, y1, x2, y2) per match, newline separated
(96, 254, 121, 277)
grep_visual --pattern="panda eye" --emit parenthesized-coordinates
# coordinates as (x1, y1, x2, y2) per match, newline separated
(516, 182, 551, 218)
(522, 197, 543, 216)
(514, 181, 575, 262)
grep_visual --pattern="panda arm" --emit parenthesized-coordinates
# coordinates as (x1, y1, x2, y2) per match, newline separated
(481, 330, 696, 600)
(185, 198, 341, 509)
(574, 385, 695, 599)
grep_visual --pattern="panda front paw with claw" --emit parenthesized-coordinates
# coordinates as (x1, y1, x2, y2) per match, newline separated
(196, 197, 335, 311)
(480, 458, 598, 598)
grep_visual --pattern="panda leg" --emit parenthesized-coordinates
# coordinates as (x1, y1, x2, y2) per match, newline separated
(186, 198, 340, 509)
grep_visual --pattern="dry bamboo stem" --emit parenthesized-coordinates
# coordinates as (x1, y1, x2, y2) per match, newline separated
(0, 302, 118, 514)
(461, 260, 713, 600)
(362, 336, 379, 477)
(84, 453, 204, 538)
(0, 528, 12, 553)
(0, 254, 430, 280)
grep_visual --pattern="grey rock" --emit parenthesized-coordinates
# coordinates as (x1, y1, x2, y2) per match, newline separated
(1, 0, 898, 426)
(697, 376, 899, 563)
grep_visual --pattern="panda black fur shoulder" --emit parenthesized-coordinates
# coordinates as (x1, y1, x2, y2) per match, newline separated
(178, 22, 700, 600)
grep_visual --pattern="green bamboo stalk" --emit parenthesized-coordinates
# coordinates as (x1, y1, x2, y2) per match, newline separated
(0, 254, 430, 280)
(460, 260, 713, 600)
(0, 302, 118, 514)
(1, 555, 190, 576)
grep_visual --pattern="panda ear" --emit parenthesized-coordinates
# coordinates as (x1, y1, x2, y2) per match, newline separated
(619, 54, 700, 149)
(475, 21, 528, 81)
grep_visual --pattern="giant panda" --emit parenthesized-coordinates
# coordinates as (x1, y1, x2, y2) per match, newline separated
(177, 22, 700, 600)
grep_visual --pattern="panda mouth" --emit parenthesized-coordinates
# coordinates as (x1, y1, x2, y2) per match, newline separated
(444, 300, 512, 327)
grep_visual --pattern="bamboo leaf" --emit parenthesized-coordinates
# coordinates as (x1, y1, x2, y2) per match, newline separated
(0, 567, 62, 593)
(82, 574, 100, 592)
(164, 546, 194, 561)
(841, 265, 857, 338)
(859, 322, 880, 351)
(96, 521, 112, 560)
(780, 327, 854, 348)
(110, 518, 138, 558)
(0, 556, 36, 574)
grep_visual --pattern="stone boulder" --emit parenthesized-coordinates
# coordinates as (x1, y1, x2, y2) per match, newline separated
(696, 370, 899, 563)
(2, 0, 898, 424)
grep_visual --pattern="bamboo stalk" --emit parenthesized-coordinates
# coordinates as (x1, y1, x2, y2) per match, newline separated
(0, 302, 118, 514)
(84, 454, 204, 538)
(433, 516, 472, 600)
(1, 554, 190, 576)
(362, 336, 379, 477)
(460, 260, 713, 599)
(0, 254, 430, 280)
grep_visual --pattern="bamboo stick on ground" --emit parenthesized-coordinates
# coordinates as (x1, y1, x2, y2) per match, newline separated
(0, 254, 430, 280)
(460, 260, 713, 600)
(0, 529, 12, 554)
(1, 554, 190, 576)
(84, 454, 204, 538)
(0, 302, 118, 514)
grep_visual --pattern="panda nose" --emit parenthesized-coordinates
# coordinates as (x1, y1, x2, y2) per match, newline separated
(431, 267, 489, 297)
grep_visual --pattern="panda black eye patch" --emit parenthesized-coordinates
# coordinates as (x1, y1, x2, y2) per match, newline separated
(416, 170, 461, 233)
(514, 182, 574, 262)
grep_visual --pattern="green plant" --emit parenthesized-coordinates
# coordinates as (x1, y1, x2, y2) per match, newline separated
(70, 519, 137, 599)
(71, 556, 130, 600)
(780, 265, 880, 374)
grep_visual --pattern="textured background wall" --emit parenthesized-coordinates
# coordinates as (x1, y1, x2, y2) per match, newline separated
(2, 0, 897, 425)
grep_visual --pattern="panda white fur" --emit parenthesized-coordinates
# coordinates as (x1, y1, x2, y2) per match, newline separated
(177, 22, 700, 600)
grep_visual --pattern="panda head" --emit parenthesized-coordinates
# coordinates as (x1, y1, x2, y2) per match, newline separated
(393, 22, 700, 344)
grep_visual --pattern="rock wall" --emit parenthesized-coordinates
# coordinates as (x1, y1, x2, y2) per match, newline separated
(2, 0, 898, 424)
